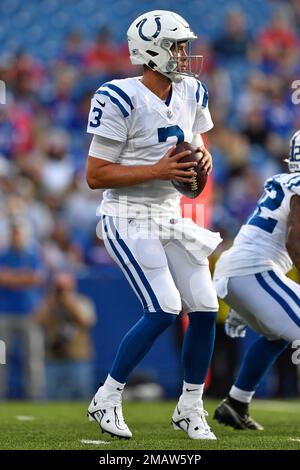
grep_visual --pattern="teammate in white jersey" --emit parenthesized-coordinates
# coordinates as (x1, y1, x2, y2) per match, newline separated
(213, 130, 300, 431)
(85, 10, 222, 440)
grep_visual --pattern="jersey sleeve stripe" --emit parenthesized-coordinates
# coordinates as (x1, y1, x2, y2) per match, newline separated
(286, 175, 300, 188)
(196, 81, 200, 103)
(201, 82, 208, 108)
(102, 83, 134, 110)
(286, 175, 300, 183)
(96, 90, 129, 117)
(196, 81, 209, 108)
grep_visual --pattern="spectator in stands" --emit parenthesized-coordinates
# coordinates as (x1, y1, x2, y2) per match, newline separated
(84, 27, 118, 74)
(241, 108, 269, 146)
(0, 106, 17, 158)
(34, 272, 96, 400)
(58, 31, 86, 68)
(43, 223, 83, 272)
(213, 9, 251, 60)
(40, 128, 75, 197)
(264, 77, 294, 137)
(285, 0, 300, 32)
(62, 174, 101, 250)
(86, 235, 115, 266)
(257, 10, 297, 74)
(0, 221, 45, 399)
(42, 68, 78, 129)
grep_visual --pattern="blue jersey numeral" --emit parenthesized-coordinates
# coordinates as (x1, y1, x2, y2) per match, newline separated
(246, 180, 284, 233)
(89, 107, 102, 128)
(158, 125, 184, 144)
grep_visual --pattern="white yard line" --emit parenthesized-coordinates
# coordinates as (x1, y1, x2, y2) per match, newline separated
(289, 438, 300, 443)
(80, 439, 110, 445)
(16, 416, 35, 421)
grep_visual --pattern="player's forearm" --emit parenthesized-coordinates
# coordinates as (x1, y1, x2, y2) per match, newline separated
(87, 162, 158, 189)
(0, 270, 42, 288)
(21, 272, 44, 286)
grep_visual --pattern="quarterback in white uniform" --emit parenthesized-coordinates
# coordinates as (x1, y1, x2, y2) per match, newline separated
(213, 130, 300, 431)
(85, 11, 222, 440)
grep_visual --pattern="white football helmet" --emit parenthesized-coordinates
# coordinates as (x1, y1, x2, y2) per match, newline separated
(127, 10, 202, 83)
(284, 130, 300, 172)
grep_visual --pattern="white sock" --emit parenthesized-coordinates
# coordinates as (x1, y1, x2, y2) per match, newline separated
(179, 381, 204, 407)
(229, 385, 255, 404)
(97, 375, 126, 403)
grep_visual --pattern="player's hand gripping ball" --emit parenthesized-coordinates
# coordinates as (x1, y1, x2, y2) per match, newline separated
(171, 141, 208, 199)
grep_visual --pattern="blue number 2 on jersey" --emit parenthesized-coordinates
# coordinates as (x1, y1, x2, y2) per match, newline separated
(158, 125, 184, 144)
(246, 179, 284, 233)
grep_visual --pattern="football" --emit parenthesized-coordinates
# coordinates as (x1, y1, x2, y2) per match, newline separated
(171, 141, 208, 199)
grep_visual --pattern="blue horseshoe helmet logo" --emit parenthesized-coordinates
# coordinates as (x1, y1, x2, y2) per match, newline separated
(136, 17, 161, 41)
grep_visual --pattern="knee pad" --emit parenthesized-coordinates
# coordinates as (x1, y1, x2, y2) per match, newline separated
(194, 287, 218, 312)
(160, 287, 182, 315)
(188, 274, 219, 312)
(169, 254, 218, 312)
(149, 281, 181, 315)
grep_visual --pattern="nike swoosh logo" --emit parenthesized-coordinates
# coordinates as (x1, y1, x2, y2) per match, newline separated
(177, 406, 181, 415)
(186, 388, 200, 392)
(117, 387, 123, 392)
(96, 99, 105, 107)
(93, 398, 97, 406)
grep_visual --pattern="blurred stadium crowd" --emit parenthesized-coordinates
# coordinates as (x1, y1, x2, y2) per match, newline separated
(1, 1, 300, 265)
(0, 0, 300, 398)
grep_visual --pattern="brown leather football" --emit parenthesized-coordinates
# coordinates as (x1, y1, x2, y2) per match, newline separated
(171, 141, 208, 199)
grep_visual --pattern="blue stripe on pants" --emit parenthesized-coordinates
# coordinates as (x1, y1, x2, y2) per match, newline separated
(268, 270, 300, 308)
(255, 272, 300, 328)
(103, 216, 148, 311)
(108, 217, 162, 312)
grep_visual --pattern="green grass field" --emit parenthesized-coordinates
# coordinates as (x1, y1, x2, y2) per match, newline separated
(0, 400, 300, 450)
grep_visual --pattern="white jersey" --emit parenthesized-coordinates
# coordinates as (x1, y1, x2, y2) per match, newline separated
(214, 172, 300, 280)
(87, 76, 213, 218)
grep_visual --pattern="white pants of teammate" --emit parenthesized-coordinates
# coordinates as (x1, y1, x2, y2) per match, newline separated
(215, 270, 300, 342)
(101, 215, 218, 315)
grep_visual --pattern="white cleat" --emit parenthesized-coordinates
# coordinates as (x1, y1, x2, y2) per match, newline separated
(87, 389, 132, 440)
(171, 402, 217, 440)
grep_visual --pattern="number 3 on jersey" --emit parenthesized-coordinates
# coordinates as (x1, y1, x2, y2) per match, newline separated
(247, 179, 284, 233)
(89, 107, 102, 128)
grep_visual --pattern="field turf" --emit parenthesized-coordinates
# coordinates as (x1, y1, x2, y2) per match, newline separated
(0, 400, 300, 450)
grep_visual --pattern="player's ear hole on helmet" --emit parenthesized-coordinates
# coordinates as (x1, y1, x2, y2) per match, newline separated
(146, 50, 159, 57)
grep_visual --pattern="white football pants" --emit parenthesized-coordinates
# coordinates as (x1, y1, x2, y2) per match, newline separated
(101, 215, 218, 315)
(215, 270, 300, 342)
